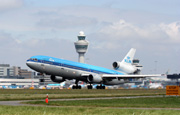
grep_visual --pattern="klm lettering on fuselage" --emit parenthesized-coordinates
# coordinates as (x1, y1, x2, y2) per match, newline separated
(49, 58, 54, 62)
(124, 56, 131, 63)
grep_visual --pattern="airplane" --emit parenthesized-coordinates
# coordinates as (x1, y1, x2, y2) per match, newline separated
(46, 82, 66, 89)
(26, 48, 161, 89)
(148, 81, 163, 89)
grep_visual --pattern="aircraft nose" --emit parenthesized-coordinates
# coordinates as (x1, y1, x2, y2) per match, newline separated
(26, 61, 32, 67)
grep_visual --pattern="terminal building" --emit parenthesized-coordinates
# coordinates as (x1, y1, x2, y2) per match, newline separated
(0, 64, 35, 79)
(0, 64, 38, 88)
(0, 79, 39, 88)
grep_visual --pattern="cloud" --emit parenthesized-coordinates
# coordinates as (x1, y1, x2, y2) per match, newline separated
(0, 31, 77, 69)
(0, 0, 24, 11)
(160, 21, 180, 42)
(0, 31, 17, 47)
(36, 14, 98, 30)
(90, 20, 180, 50)
(86, 20, 180, 74)
(0, 1, 179, 74)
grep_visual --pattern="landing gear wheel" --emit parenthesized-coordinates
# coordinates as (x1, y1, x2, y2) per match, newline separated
(72, 80, 82, 89)
(78, 85, 81, 89)
(72, 85, 75, 89)
(96, 85, 106, 89)
(72, 85, 81, 89)
(87, 85, 92, 89)
(102, 86, 105, 89)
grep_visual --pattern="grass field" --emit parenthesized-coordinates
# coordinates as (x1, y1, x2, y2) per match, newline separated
(1, 89, 179, 115)
(26, 97, 180, 108)
(0, 105, 180, 115)
(0, 89, 165, 101)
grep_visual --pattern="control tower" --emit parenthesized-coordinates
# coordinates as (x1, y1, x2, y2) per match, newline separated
(74, 31, 89, 63)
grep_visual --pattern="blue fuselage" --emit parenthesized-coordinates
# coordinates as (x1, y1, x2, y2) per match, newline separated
(26, 55, 125, 85)
(27, 55, 123, 75)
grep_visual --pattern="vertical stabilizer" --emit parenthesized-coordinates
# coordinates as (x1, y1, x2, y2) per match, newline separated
(121, 48, 136, 65)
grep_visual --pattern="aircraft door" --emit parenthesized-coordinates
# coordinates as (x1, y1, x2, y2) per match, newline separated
(41, 60, 45, 72)
(60, 63, 65, 76)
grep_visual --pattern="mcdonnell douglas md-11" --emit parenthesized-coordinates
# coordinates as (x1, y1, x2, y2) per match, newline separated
(26, 48, 160, 89)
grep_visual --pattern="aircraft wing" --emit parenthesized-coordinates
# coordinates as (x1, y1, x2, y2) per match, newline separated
(102, 74, 161, 79)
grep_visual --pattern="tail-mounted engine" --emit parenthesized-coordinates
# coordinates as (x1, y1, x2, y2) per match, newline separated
(112, 61, 137, 74)
(112, 62, 121, 69)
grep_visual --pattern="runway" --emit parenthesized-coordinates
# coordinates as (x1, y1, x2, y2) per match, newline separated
(0, 95, 180, 110)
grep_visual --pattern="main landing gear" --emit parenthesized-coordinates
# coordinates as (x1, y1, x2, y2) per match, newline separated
(72, 80, 81, 89)
(87, 84, 93, 89)
(96, 85, 105, 89)
(71, 81, 106, 89)
(87, 84, 105, 89)
(72, 85, 81, 89)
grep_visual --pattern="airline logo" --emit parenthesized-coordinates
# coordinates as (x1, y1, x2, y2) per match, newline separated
(124, 56, 132, 64)
(49, 58, 54, 62)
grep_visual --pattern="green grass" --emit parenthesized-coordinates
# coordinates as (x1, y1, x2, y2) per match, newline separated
(26, 97, 180, 108)
(0, 89, 165, 101)
(0, 89, 179, 115)
(0, 105, 179, 115)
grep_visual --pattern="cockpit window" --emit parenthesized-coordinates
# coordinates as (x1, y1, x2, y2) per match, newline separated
(30, 58, 38, 61)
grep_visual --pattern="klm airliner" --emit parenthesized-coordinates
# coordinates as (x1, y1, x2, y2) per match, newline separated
(26, 48, 160, 89)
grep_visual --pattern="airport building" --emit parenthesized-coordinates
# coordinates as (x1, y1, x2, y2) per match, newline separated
(0, 63, 63, 88)
(0, 64, 35, 79)
(0, 79, 39, 88)
(19, 69, 35, 79)
(0, 64, 16, 77)
(0, 64, 38, 88)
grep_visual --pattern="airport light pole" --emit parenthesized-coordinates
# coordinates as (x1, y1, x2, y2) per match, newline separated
(74, 31, 89, 63)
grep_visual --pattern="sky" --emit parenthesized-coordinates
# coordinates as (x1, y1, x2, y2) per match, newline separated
(0, 0, 179, 74)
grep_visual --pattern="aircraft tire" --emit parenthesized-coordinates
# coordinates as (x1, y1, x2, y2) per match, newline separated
(78, 85, 81, 89)
(102, 86, 105, 89)
(72, 85, 81, 89)
(72, 85, 76, 89)
(87, 85, 92, 89)
(96, 86, 100, 89)
(96, 85, 105, 89)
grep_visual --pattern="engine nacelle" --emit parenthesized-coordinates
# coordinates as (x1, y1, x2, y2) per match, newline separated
(87, 74, 102, 83)
(112, 62, 121, 69)
(112, 61, 137, 74)
(50, 75, 64, 83)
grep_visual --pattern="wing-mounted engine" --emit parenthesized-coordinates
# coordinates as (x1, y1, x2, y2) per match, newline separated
(50, 75, 65, 83)
(87, 74, 103, 83)
(112, 61, 137, 74)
